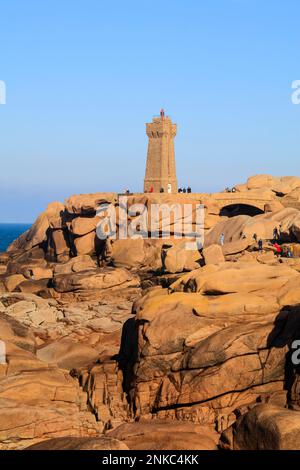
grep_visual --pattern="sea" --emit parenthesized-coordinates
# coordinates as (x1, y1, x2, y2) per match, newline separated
(0, 223, 31, 253)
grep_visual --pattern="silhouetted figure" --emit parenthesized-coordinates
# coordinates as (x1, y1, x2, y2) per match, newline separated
(178, 187, 182, 193)
(273, 227, 279, 241)
(258, 239, 263, 252)
(187, 186, 191, 193)
(160, 187, 164, 193)
(182, 187, 186, 193)
(253, 233, 258, 243)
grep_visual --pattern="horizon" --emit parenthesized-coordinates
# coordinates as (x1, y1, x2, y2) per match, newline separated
(1, 0, 300, 223)
(0, 171, 293, 225)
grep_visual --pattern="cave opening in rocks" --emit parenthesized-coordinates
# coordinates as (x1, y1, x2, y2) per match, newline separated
(220, 204, 264, 218)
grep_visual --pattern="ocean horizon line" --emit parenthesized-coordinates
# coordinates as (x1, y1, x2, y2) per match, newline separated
(0, 222, 33, 225)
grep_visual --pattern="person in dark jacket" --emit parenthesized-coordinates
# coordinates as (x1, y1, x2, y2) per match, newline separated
(273, 227, 279, 241)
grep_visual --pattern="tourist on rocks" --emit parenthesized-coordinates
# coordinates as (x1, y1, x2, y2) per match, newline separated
(281, 246, 287, 257)
(258, 239, 263, 252)
(253, 233, 258, 243)
(273, 243, 282, 257)
(287, 246, 294, 258)
(160, 187, 164, 193)
(220, 233, 225, 246)
(178, 187, 182, 193)
(182, 187, 187, 193)
(150, 186, 154, 193)
(187, 186, 192, 193)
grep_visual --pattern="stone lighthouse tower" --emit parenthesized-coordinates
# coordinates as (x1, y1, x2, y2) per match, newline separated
(144, 109, 178, 194)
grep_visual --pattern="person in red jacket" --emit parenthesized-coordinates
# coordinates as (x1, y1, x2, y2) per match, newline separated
(273, 243, 282, 257)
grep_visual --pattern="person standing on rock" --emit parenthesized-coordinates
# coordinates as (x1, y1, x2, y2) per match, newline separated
(288, 246, 294, 258)
(274, 242, 282, 257)
(187, 186, 192, 193)
(273, 227, 279, 241)
(253, 233, 257, 243)
(220, 233, 225, 246)
(258, 239, 263, 252)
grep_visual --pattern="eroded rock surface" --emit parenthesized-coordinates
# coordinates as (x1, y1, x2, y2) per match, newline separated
(123, 262, 300, 432)
(0, 315, 102, 450)
(220, 404, 300, 450)
(3, 177, 300, 450)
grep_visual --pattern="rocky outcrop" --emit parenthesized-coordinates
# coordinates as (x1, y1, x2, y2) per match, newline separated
(202, 244, 225, 265)
(52, 267, 140, 300)
(106, 238, 164, 271)
(78, 360, 130, 430)
(123, 262, 300, 432)
(107, 421, 219, 450)
(162, 240, 201, 273)
(0, 315, 102, 450)
(220, 404, 300, 450)
(235, 175, 300, 195)
(53, 255, 96, 275)
(3, 177, 300, 451)
(36, 339, 100, 370)
(205, 208, 300, 249)
(0, 290, 136, 361)
(6, 178, 300, 275)
(170, 261, 298, 295)
(7, 202, 65, 253)
(25, 436, 129, 450)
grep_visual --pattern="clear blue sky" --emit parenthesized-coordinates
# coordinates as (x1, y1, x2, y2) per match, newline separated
(0, 0, 300, 222)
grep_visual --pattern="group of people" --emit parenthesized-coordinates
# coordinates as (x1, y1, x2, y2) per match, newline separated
(224, 187, 237, 193)
(178, 186, 192, 193)
(140, 186, 193, 194)
(254, 226, 294, 257)
(149, 187, 172, 193)
(219, 226, 295, 258)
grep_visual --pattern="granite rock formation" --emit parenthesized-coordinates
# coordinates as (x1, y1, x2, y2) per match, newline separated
(2, 175, 300, 450)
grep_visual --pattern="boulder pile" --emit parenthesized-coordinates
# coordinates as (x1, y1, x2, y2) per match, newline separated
(2, 175, 300, 450)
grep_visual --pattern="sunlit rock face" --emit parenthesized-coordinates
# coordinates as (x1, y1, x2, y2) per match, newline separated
(2, 175, 300, 450)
